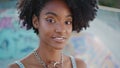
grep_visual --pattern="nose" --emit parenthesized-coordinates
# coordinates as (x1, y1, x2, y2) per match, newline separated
(55, 23, 66, 33)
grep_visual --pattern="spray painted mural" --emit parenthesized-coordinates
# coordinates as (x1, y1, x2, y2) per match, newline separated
(0, 9, 120, 68)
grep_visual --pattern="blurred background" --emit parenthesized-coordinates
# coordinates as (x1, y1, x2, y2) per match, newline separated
(0, 0, 120, 68)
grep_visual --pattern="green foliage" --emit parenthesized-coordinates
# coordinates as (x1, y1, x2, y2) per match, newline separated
(99, 0, 120, 8)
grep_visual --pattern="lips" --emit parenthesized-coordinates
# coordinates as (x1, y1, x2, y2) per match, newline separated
(52, 36, 66, 43)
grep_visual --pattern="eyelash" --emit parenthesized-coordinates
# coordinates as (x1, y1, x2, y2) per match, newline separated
(45, 17, 72, 25)
(65, 21, 72, 25)
(46, 18, 56, 23)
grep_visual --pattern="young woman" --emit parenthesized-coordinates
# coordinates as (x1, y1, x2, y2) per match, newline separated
(9, 0, 98, 68)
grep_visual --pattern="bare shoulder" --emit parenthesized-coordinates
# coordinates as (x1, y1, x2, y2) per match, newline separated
(75, 58, 87, 68)
(8, 63, 19, 68)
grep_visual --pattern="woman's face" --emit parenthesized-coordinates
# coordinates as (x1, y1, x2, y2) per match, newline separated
(34, 0, 72, 50)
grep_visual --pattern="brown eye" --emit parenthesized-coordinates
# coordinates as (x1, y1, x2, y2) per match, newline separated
(46, 18, 55, 23)
(65, 21, 72, 25)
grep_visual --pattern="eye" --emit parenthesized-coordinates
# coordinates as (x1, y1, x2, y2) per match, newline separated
(65, 21, 72, 25)
(46, 18, 55, 23)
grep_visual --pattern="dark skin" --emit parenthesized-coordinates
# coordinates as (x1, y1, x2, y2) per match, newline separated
(9, 0, 86, 68)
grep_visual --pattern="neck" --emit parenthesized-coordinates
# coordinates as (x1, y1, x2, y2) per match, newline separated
(36, 43, 63, 64)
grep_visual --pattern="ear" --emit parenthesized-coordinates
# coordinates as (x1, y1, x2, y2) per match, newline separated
(32, 15, 39, 29)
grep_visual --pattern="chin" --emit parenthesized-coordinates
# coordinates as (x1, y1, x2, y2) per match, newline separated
(51, 43, 66, 50)
(54, 47, 64, 50)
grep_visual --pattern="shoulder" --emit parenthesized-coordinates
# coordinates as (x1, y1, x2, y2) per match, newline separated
(75, 58, 87, 68)
(8, 63, 19, 68)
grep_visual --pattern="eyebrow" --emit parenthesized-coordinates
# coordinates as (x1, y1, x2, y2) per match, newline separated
(45, 12, 57, 17)
(45, 12, 72, 18)
(66, 15, 72, 18)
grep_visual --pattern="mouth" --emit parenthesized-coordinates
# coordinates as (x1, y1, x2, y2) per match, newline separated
(52, 36, 67, 43)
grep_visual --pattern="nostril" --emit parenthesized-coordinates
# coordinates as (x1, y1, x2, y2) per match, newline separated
(55, 27, 64, 32)
(55, 27, 66, 33)
(55, 23, 67, 33)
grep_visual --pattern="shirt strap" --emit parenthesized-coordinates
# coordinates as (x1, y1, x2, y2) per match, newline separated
(70, 56, 77, 68)
(15, 61, 25, 68)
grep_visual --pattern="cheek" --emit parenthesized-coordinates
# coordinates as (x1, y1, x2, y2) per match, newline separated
(38, 23, 54, 37)
(68, 25, 72, 32)
(66, 25, 72, 36)
(38, 27, 53, 41)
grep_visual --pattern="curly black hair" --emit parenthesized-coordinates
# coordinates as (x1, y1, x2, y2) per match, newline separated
(17, 0, 98, 34)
